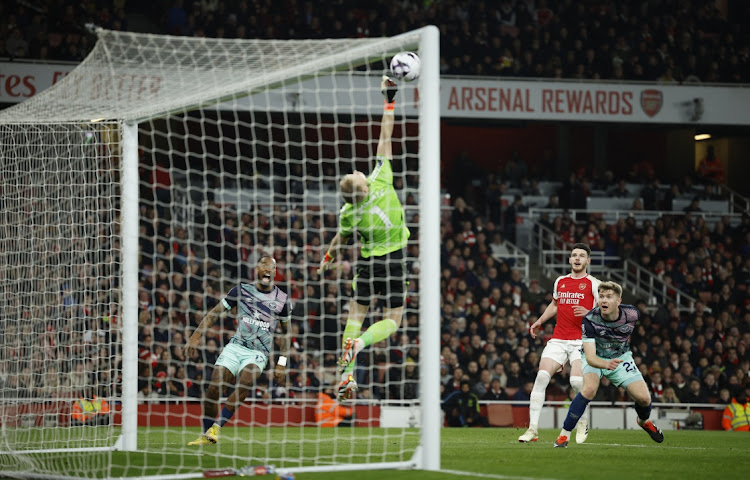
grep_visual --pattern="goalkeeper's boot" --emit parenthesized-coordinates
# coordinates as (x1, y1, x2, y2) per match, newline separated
(338, 337, 364, 374)
(187, 425, 219, 446)
(637, 418, 664, 443)
(518, 427, 538, 443)
(381, 75, 398, 103)
(553, 435, 569, 448)
(575, 417, 589, 444)
(337, 374, 358, 402)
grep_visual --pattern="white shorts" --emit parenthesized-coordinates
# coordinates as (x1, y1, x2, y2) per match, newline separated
(541, 339, 582, 367)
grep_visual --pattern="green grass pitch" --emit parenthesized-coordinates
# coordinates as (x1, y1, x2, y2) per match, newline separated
(2, 427, 748, 480)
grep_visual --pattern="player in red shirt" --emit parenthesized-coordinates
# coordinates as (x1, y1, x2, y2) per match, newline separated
(518, 243, 599, 444)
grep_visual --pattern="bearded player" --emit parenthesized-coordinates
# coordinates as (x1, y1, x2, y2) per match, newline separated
(186, 255, 290, 445)
(518, 243, 599, 444)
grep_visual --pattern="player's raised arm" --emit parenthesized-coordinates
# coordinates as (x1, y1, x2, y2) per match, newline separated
(377, 75, 398, 159)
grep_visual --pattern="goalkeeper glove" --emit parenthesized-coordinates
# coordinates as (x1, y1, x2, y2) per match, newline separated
(381, 75, 398, 104)
(318, 252, 334, 273)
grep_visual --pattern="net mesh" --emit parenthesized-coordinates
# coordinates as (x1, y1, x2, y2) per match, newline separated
(0, 123, 120, 476)
(0, 27, 431, 478)
(0, 29, 423, 123)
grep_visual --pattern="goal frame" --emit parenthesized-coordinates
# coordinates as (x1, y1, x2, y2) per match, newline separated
(119, 26, 441, 473)
(0, 25, 441, 477)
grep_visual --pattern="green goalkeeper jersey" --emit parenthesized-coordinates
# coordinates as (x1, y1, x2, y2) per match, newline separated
(338, 155, 410, 258)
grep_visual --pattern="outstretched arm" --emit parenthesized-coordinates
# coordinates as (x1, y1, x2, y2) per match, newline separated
(376, 102, 395, 158)
(326, 232, 346, 260)
(318, 231, 350, 273)
(185, 302, 226, 358)
(376, 76, 398, 159)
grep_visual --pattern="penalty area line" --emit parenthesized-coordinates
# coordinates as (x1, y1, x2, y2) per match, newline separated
(439, 469, 561, 480)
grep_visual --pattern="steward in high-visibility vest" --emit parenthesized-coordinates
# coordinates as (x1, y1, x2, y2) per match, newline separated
(315, 392, 353, 427)
(71, 396, 111, 426)
(722, 397, 750, 432)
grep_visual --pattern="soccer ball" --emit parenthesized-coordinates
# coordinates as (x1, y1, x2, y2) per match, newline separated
(390, 52, 421, 82)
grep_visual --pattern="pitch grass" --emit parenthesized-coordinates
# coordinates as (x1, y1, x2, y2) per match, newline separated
(3, 427, 749, 479)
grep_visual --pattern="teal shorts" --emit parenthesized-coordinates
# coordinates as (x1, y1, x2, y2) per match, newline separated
(581, 351, 644, 388)
(215, 343, 268, 378)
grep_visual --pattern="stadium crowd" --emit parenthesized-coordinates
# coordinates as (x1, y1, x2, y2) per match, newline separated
(1, 156, 748, 418)
(133, 147, 749, 405)
(124, 158, 750, 409)
(1, 0, 749, 83)
(1, 0, 749, 425)
(442, 195, 749, 405)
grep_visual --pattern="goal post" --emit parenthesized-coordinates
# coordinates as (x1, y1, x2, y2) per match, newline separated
(417, 25, 441, 472)
(0, 25, 440, 478)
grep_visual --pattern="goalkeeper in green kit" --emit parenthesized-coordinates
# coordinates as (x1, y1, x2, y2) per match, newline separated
(318, 75, 410, 401)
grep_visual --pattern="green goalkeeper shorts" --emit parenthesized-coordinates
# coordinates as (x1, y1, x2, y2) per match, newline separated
(215, 343, 268, 378)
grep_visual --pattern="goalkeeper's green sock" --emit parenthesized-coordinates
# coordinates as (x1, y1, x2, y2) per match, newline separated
(340, 321, 362, 376)
(359, 318, 399, 348)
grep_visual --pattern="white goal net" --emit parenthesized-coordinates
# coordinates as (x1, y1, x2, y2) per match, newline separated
(0, 27, 440, 479)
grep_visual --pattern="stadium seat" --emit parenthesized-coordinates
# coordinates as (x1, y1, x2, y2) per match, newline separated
(486, 404, 514, 427)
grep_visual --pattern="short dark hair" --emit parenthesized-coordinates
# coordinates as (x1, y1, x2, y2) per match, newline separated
(571, 242, 591, 256)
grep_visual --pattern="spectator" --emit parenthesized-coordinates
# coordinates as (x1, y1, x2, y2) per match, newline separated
(166, 0, 188, 35)
(71, 387, 111, 426)
(683, 197, 702, 213)
(512, 380, 534, 406)
(400, 358, 420, 400)
(683, 378, 710, 404)
(503, 195, 525, 243)
(697, 146, 725, 185)
(473, 368, 492, 398)
(482, 378, 508, 401)
(721, 385, 750, 431)
(442, 380, 488, 427)
(660, 387, 681, 404)
(608, 180, 631, 198)
(648, 370, 664, 402)
(703, 371, 721, 402)
(504, 150, 527, 187)
(315, 388, 354, 427)
(6, 26, 28, 58)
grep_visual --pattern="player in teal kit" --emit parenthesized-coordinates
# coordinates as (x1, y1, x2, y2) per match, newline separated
(554, 280, 664, 447)
(319, 75, 410, 401)
(186, 255, 291, 445)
